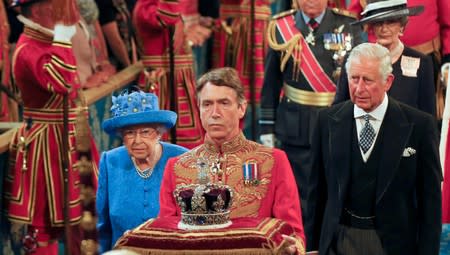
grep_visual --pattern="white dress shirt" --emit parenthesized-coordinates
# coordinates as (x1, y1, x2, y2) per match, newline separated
(354, 94, 389, 162)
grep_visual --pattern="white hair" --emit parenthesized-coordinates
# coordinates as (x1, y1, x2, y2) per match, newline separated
(345, 43, 393, 82)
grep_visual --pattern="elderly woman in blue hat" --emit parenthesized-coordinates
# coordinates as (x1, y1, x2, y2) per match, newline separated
(96, 91, 188, 253)
(334, 0, 436, 116)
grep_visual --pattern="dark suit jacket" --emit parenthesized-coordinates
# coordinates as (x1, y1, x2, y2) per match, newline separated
(309, 98, 442, 254)
(333, 47, 436, 116)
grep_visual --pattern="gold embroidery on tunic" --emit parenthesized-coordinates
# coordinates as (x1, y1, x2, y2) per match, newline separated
(173, 133, 274, 218)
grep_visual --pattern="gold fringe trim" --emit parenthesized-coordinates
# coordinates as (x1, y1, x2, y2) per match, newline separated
(116, 246, 275, 255)
(267, 19, 302, 80)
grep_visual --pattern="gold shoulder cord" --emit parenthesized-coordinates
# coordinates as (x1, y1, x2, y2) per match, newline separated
(267, 17, 303, 80)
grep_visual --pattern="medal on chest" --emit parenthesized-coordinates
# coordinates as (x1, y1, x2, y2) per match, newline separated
(242, 162, 259, 186)
(305, 29, 316, 46)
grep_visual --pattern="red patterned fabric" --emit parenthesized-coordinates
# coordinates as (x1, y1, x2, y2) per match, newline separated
(212, 0, 271, 105)
(159, 133, 306, 251)
(443, 130, 450, 223)
(4, 25, 99, 230)
(0, 0, 11, 121)
(133, 0, 204, 149)
(115, 216, 298, 254)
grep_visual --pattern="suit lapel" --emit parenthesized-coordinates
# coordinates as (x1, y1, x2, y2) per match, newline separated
(329, 101, 354, 199)
(375, 99, 413, 204)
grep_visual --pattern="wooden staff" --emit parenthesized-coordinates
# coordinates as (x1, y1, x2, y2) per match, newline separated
(249, 0, 256, 140)
(61, 94, 72, 255)
(168, 25, 177, 144)
(52, 0, 79, 253)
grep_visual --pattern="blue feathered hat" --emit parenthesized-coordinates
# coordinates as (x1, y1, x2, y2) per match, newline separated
(102, 91, 177, 135)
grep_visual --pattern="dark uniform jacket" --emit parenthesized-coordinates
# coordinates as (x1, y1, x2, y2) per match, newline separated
(260, 8, 362, 146)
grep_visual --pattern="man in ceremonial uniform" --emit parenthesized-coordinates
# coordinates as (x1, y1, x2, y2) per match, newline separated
(133, 0, 207, 149)
(259, 0, 362, 251)
(159, 67, 306, 255)
(3, 0, 99, 254)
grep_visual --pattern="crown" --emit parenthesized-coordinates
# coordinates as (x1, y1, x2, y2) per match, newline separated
(174, 183, 233, 230)
(173, 158, 234, 230)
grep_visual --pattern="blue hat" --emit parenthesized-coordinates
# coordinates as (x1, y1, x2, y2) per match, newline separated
(102, 91, 177, 135)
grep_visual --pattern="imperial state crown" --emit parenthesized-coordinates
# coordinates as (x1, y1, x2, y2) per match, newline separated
(173, 158, 234, 230)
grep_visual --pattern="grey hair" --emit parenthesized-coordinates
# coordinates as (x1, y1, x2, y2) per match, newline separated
(155, 124, 168, 136)
(76, 0, 99, 24)
(345, 43, 393, 82)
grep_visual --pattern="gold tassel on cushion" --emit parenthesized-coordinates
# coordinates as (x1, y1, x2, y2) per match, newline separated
(267, 20, 302, 81)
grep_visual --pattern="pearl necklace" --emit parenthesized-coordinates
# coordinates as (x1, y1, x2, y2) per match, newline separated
(132, 157, 154, 179)
(131, 143, 162, 179)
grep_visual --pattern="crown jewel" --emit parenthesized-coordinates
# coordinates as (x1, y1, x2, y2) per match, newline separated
(174, 158, 234, 230)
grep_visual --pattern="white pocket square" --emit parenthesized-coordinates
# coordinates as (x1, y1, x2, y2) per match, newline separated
(402, 147, 416, 157)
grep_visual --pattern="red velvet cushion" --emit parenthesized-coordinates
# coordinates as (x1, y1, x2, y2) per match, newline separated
(114, 216, 296, 255)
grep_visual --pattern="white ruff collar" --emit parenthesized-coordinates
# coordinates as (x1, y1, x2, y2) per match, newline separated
(17, 15, 54, 36)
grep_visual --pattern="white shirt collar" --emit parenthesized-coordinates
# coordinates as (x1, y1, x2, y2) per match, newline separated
(354, 93, 389, 121)
(302, 10, 326, 24)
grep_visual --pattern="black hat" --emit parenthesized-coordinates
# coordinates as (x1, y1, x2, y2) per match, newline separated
(352, 0, 424, 26)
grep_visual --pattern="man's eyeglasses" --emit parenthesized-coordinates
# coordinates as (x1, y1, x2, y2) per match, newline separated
(122, 128, 157, 139)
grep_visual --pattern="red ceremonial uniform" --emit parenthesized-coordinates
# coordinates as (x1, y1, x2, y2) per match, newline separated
(133, 0, 204, 149)
(159, 133, 306, 250)
(4, 22, 99, 235)
(348, 0, 450, 57)
(212, 0, 271, 105)
(0, 0, 12, 121)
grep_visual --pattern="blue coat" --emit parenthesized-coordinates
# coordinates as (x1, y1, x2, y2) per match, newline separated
(96, 142, 187, 252)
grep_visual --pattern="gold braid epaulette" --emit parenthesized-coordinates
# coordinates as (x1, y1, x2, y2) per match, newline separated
(332, 8, 358, 19)
(267, 10, 303, 79)
(271, 9, 296, 20)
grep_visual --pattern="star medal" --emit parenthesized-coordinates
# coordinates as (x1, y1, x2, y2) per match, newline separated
(305, 30, 315, 46)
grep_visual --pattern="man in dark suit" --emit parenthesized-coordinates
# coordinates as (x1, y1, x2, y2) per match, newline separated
(309, 42, 442, 255)
(259, 1, 362, 250)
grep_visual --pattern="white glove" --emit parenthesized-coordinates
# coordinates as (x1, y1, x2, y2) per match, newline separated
(53, 24, 77, 43)
(260, 133, 276, 148)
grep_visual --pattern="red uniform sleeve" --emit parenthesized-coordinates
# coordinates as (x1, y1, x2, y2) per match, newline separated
(271, 149, 306, 246)
(15, 41, 79, 99)
(347, 0, 364, 17)
(133, 0, 180, 29)
(438, 0, 450, 55)
(159, 157, 181, 217)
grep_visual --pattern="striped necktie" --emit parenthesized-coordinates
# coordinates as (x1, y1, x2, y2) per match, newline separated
(308, 19, 319, 32)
